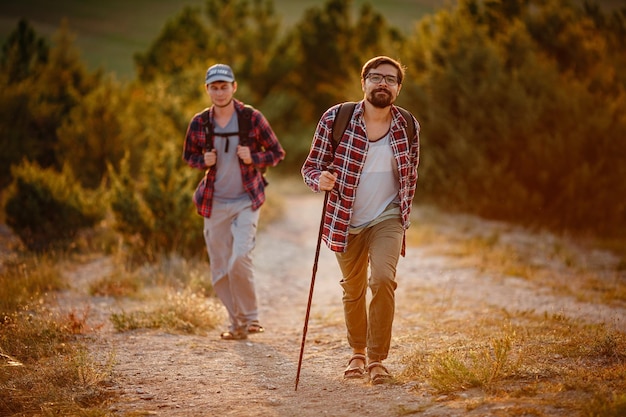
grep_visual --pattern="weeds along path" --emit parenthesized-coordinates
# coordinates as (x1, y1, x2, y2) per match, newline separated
(55, 188, 625, 417)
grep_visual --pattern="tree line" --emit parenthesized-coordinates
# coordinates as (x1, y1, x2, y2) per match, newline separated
(1, 0, 625, 254)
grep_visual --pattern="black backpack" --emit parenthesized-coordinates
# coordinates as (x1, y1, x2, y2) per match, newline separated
(200, 105, 254, 152)
(200, 105, 268, 176)
(331, 102, 416, 153)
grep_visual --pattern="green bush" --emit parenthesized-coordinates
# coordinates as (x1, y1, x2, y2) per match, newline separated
(0, 20, 100, 192)
(4, 160, 104, 251)
(108, 142, 205, 262)
(402, 0, 626, 236)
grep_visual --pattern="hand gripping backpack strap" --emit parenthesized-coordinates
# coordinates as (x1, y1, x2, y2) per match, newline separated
(200, 105, 254, 153)
(238, 105, 266, 175)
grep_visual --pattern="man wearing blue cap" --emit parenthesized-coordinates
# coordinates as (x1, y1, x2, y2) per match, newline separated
(183, 64, 285, 340)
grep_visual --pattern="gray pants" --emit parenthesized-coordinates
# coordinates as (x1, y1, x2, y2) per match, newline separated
(203, 198, 260, 332)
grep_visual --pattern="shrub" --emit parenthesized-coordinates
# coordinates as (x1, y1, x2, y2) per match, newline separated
(4, 160, 104, 251)
(108, 142, 205, 262)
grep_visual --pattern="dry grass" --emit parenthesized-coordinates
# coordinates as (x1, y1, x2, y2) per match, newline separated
(0, 258, 114, 416)
(87, 253, 225, 334)
(1, 248, 224, 415)
(89, 253, 215, 298)
(402, 206, 626, 416)
(399, 309, 626, 415)
(0, 254, 65, 312)
(110, 289, 224, 334)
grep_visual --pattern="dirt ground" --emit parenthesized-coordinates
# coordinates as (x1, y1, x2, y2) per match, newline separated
(51, 188, 626, 417)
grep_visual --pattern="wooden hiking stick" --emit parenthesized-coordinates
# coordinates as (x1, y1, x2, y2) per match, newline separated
(295, 187, 330, 391)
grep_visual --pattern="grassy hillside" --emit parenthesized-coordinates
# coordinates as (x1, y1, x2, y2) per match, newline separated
(0, 0, 620, 79)
(0, 0, 445, 79)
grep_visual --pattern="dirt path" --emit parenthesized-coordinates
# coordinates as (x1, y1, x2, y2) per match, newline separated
(54, 191, 625, 417)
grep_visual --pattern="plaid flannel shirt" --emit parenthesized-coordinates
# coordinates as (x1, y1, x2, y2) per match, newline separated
(301, 101, 420, 254)
(183, 99, 285, 218)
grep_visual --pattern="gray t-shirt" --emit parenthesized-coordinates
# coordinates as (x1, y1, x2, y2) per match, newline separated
(213, 112, 247, 202)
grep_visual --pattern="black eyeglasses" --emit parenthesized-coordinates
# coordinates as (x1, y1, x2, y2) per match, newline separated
(365, 73, 399, 86)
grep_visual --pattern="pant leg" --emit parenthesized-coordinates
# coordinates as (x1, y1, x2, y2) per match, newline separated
(366, 218, 403, 362)
(228, 199, 260, 327)
(204, 202, 238, 330)
(336, 233, 370, 351)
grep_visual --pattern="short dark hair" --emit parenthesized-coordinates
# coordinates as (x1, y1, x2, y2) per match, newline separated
(361, 56, 406, 85)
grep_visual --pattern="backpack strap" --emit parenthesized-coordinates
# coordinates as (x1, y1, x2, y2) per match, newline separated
(238, 104, 266, 175)
(200, 104, 266, 178)
(397, 107, 417, 144)
(330, 102, 416, 154)
(201, 108, 213, 152)
(331, 102, 357, 154)
(238, 105, 254, 147)
(200, 105, 255, 152)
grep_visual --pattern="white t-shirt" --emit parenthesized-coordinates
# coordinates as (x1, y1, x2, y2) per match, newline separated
(350, 132, 400, 229)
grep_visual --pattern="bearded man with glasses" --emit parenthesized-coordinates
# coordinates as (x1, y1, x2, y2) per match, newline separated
(301, 56, 421, 384)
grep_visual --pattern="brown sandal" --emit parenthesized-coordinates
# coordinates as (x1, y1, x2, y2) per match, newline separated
(367, 361, 392, 385)
(343, 354, 367, 379)
(247, 323, 265, 334)
(220, 329, 247, 340)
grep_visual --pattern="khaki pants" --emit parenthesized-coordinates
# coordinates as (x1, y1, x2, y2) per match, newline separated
(203, 198, 260, 332)
(335, 218, 403, 362)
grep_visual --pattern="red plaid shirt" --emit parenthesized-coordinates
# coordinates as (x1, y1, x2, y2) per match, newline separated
(301, 101, 420, 254)
(183, 99, 285, 217)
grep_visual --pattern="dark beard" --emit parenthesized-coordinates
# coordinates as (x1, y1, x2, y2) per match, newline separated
(367, 89, 393, 108)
